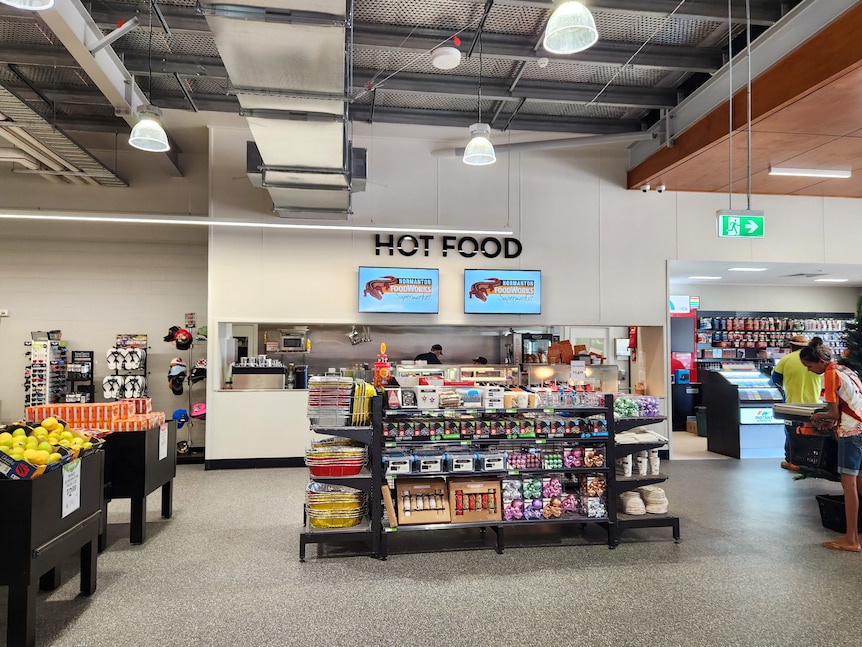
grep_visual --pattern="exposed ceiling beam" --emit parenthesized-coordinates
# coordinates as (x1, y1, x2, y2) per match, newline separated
(352, 25, 723, 72)
(349, 104, 644, 134)
(353, 69, 677, 109)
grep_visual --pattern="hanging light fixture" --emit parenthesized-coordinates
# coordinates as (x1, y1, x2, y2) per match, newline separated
(0, 0, 54, 10)
(129, 0, 170, 152)
(542, 1, 599, 55)
(129, 105, 170, 152)
(462, 34, 495, 166)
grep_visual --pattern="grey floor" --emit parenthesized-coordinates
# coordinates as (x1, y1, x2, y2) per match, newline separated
(2, 459, 861, 647)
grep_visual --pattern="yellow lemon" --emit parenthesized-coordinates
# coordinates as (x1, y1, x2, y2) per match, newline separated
(32, 426, 48, 436)
(61, 431, 74, 441)
(25, 436, 39, 448)
(48, 452, 63, 464)
(41, 417, 58, 431)
(58, 440, 71, 448)
(30, 450, 50, 466)
(0, 432, 12, 447)
(36, 441, 53, 453)
(23, 448, 39, 462)
(9, 452, 25, 462)
(82, 441, 93, 450)
(11, 428, 26, 438)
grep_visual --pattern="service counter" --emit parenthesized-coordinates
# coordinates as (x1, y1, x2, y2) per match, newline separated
(206, 388, 314, 467)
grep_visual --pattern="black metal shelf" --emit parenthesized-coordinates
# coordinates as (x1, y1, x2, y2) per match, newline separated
(614, 441, 667, 456)
(383, 436, 610, 447)
(615, 513, 680, 544)
(615, 473, 669, 493)
(311, 468, 373, 490)
(384, 466, 609, 480)
(384, 406, 608, 417)
(614, 417, 666, 433)
(384, 515, 609, 533)
(311, 425, 373, 444)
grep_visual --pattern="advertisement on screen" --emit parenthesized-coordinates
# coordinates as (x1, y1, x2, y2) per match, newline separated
(358, 267, 440, 313)
(464, 269, 541, 314)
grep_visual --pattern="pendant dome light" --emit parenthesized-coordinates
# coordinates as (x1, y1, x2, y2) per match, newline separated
(542, 1, 599, 55)
(0, 0, 54, 10)
(462, 34, 495, 166)
(129, 0, 169, 153)
(129, 105, 170, 152)
(463, 123, 496, 166)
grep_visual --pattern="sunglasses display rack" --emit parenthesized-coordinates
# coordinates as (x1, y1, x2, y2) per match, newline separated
(24, 339, 68, 408)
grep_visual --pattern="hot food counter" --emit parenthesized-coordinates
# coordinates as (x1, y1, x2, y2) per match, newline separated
(701, 367, 785, 459)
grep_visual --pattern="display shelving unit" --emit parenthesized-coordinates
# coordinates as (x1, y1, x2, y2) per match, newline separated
(299, 396, 383, 561)
(105, 335, 148, 400)
(24, 339, 67, 408)
(613, 416, 679, 545)
(299, 392, 680, 560)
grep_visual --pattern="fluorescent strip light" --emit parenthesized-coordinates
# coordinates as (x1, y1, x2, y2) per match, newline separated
(768, 166, 851, 179)
(0, 212, 513, 236)
(728, 267, 767, 272)
(814, 278, 849, 283)
(688, 276, 722, 280)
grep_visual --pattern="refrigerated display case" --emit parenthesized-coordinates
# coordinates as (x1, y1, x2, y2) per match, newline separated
(504, 333, 555, 365)
(701, 368, 785, 458)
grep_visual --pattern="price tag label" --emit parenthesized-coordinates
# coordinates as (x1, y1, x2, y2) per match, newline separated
(460, 440, 471, 446)
(535, 439, 547, 444)
(486, 408, 497, 414)
(508, 469, 520, 475)
(543, 408, 555, 414)
(385, 527, 397, 533)
(465, 409, 478, 414)
(159, 423, 168, 461)
(385, 442, 397, 448)
(62, 459, 82, 518)
(421, 410, 435, 415)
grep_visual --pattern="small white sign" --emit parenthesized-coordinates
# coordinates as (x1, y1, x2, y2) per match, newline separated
(159, 424, 168, 461)
(570, 360, 586, 385)
(62, 459, 82, 518)
(669, 295, 691, 313)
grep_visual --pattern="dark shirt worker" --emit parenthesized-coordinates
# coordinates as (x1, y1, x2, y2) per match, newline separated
(415, 344, 443, 364)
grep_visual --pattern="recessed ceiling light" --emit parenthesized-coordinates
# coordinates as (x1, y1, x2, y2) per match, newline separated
(768, 166, 851, 179)
(814, 278, 849, 283)
(688, 276, 723, 280)
(728, 267, 767, 272)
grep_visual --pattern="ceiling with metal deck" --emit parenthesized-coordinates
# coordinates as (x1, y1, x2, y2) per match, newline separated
(0, 1, 796, 132)
(5, 0, 859, 199)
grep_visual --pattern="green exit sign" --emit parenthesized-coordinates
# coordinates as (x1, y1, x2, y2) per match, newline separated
(717, 210, 765, 238)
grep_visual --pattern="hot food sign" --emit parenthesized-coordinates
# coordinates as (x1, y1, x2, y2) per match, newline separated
(375, 234, 522, 258)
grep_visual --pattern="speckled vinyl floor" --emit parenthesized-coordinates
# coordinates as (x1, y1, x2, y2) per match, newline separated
(2, 459, 859, 647)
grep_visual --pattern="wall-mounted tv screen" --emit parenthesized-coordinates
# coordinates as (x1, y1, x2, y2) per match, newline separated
(464, 269, 541, 314)
(358, 267, 440, 313)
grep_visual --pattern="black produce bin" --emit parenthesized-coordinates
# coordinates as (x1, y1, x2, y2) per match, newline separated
(816, 494, 862, 533)
(695, 406, 708, 437)
(790, 434, 837, 472)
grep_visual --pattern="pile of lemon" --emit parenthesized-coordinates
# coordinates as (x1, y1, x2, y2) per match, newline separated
(0, 417, 93, 466)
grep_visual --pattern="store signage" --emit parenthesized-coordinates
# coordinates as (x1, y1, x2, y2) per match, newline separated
(716, 210, 765, 238)
(159, 424, 169, 461)
(375, 234, 522, 258)
(571, 361, 586, 385)
(669, 295, 690, 313)
(740, 408, 777, 425)
(62, 459, 82, 518)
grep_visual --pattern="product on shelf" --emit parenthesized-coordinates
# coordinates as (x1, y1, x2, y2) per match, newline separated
(305, 440, 367, 477)
(306, 482, 366, 529)
(395, 478, 450, 525)
(638, 485, 669, 514)
(0, 416, 106, 480)
(619, 491, 646, 515)
(448, 477, 501, 523)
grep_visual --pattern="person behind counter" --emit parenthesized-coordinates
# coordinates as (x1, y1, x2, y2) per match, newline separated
(800, 337, 862, 553)
(472, 356, 488, 365)
(415, 344, 443, 364)
(772, 334, 823, 470)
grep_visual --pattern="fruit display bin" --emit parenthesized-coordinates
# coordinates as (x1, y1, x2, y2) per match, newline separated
(1, 451, 103, 647)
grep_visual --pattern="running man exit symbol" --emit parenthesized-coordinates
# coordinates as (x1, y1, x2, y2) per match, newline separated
(716, 211, 765, 238)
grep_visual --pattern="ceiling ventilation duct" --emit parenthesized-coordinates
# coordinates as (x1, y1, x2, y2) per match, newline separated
(200, 0, 354, 218)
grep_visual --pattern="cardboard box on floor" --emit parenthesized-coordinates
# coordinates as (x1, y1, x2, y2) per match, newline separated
(395, 478, 450, 525)
(686, 417, 698, 434)
(448, 477, 502, 523)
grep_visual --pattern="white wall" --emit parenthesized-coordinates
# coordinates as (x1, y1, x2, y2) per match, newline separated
(0, 142, 210, 431)
(682, 284, 859, 313)
(206, 122, 862, 460)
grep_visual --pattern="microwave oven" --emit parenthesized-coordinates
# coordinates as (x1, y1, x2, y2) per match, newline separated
(281, 333, 306, 352)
